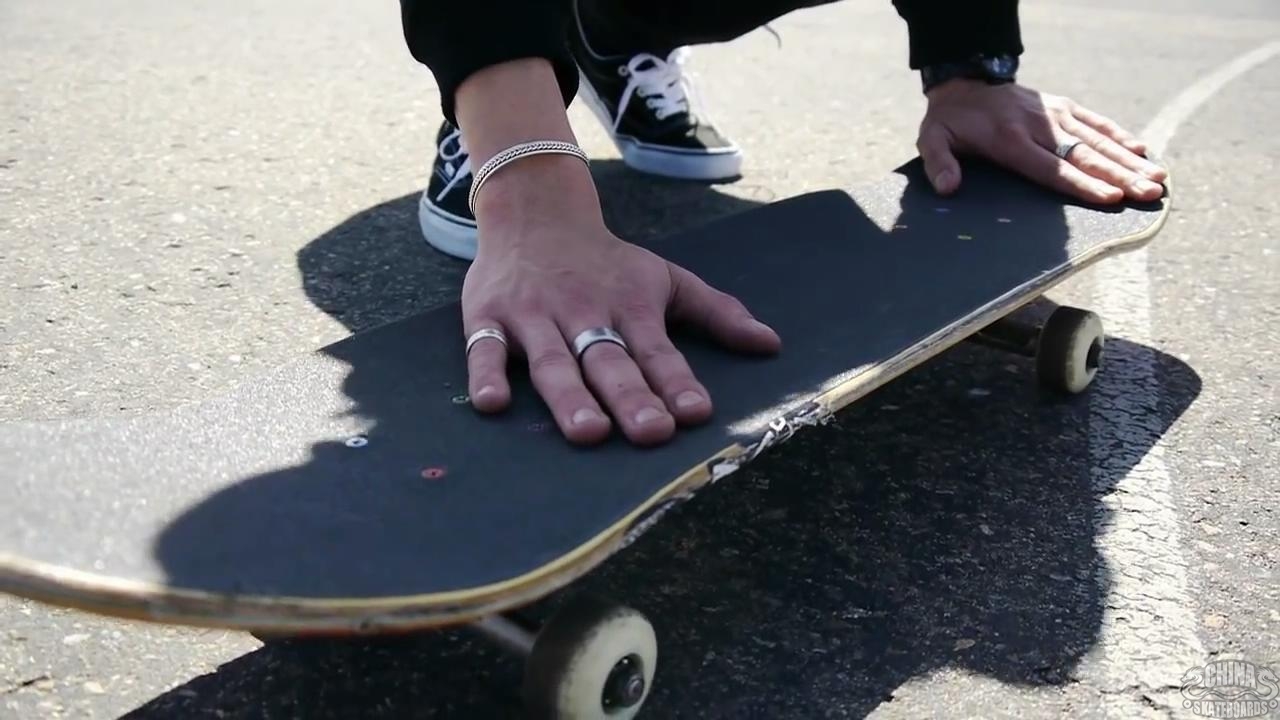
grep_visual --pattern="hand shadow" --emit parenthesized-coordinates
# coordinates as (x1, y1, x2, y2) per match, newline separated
(126, 159, 1200, 719)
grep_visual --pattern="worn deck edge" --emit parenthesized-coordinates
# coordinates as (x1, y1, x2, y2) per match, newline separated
(0, 183, 1171, 634)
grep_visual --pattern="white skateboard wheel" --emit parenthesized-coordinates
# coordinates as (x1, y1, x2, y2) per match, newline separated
(523, 595, 658, 719)
(1037, 306, 1105, 394)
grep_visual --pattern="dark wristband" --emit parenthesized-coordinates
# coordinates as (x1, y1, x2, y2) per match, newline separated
(921, 53, 1020, 94)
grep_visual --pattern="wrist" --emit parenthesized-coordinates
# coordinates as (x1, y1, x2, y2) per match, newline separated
(455, 58, 579, 163)
(473, 153, 603, 237)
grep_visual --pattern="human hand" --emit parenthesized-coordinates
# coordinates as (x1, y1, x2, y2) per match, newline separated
(916, 80, 1167, 203)
(461, 157, 780, 446)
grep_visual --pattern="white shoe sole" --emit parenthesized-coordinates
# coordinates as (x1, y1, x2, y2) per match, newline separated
(417, 191, 477, 261)
(578, 73, 743, 181)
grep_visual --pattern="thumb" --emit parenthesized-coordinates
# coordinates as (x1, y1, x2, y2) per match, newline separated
(918, 122, 962, 195)
(667, 264, 781, 354)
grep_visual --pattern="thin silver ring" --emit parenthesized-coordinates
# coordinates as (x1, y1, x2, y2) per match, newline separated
(1054, 140, 1084, 160)
(465, 328, 508, 355)
(572, 327, 629, 360)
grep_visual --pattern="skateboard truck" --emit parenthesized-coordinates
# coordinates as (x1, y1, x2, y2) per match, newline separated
(969, 305, 1106, 395)
(469, 595, 657, 719)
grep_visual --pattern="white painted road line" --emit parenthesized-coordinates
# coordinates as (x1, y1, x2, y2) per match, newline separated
(1089, 39, 1280, 717)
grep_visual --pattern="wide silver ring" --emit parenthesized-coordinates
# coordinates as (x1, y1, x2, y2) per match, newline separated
(465, 328, 507, 355)
(1054, 140, 1084, 160)
(572, 327, 629, 360)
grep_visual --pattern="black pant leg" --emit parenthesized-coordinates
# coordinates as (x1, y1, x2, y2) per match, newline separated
(576, 0, 839, 55)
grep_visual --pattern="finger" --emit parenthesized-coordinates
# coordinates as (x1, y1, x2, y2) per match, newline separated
(991, 137, 1124, 204)
(917, 122, 962, 195)
(511, 316, 612, 445)
(567, 321, 676, 446)
(617, 314, 712, 426)
(1056, 131, 1163, 202)
(1069, 103, 1149, 157)
(1061, 117, 1168, 191)
(462, 318, 512, 413)
(667, 264, 781, 354)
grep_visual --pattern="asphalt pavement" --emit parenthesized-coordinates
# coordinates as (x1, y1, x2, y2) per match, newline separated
(2, 0, 1278, 717)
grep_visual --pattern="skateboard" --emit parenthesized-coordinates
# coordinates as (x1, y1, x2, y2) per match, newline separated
(1, 157, 1168, 718)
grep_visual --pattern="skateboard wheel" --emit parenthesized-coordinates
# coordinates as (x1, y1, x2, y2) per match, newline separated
(1036, 306, 1105, 395)
(523, 595, 657, 720)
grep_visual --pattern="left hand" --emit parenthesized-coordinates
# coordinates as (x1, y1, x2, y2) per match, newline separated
(917, 80, 1168, 203)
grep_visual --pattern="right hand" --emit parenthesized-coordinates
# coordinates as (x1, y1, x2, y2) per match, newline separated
(462, 156, 781, 446)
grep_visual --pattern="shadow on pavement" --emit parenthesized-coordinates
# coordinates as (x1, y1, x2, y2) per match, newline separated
(285, 159, 768, 336)
(125, 159, 1201, 718)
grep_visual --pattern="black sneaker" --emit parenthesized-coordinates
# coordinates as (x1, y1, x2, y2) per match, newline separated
(418, 121, 478, 260)
(568, 3, 742, 180)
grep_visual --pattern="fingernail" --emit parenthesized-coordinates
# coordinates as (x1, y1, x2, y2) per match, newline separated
(572, 408, 603, 426)
(475, 385, 497, 400)
(934, 169, 954, 189)
(634, 407, 665, 425)
(1132, 179, 1161, 194)
(675, 391, 705, 409)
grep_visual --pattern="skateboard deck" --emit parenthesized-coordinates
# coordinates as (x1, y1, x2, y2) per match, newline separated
(1, 158, 1168, 634)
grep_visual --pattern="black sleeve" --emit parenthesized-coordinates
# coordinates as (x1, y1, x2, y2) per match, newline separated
(399, 0, 580, 126)
(891, 0, 1023, 68)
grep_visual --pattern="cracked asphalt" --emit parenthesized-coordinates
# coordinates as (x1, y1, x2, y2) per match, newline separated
(2, 0, 1277, 717)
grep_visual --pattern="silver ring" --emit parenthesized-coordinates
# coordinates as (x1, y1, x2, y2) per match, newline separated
(572, 327, 628, 360)
(465, 328, 507, 355)
(1054, 140, 1084, 160)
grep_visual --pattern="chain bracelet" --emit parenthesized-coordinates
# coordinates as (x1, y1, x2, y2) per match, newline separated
(467, 140, 591, 215)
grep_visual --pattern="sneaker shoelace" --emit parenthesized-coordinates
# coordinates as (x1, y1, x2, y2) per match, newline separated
(614, 47, 699, 132)
(435, 126, 472, 202)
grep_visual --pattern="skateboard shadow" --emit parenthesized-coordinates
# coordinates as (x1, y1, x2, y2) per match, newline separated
(131, 160, 1201, 718)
